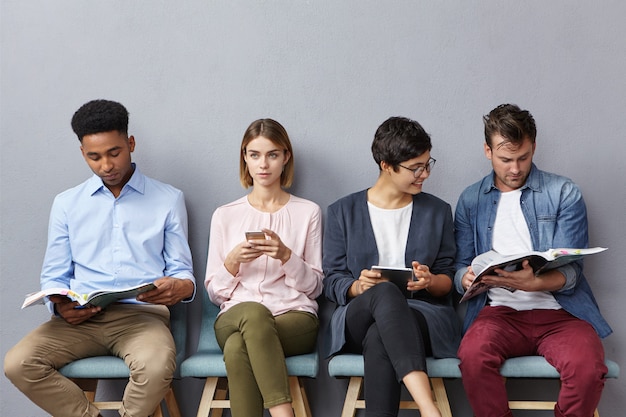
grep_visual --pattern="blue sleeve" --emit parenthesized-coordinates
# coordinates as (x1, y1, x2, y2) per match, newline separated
(551, 181, 588, 292)
(453, 189, 477, 295)
(163, 191, 196, 301)
(40, 196, 74, 313)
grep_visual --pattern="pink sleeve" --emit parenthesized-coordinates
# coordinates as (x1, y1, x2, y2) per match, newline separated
(204, 208, 241, 306)
(282, 204, 324, 298)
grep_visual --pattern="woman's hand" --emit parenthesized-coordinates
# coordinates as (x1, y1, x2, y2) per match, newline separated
(224, 241, 264, 276)
(247, 228, 292, 264)
(411, 261, 453, 297)
(348, 269, 384, 298)
(409, 261, 434, 291)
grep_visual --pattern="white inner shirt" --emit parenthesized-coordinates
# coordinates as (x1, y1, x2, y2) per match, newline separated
(489, 189, 561, 310)
(368, 201, 412, 267)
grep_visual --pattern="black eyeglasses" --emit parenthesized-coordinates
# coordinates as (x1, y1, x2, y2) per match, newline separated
(397, 158, 436, 177)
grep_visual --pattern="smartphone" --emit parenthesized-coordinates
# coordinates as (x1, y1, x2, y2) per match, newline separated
(245, 231, 266, 241)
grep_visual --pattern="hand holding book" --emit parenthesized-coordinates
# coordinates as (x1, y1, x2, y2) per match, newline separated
(22, 282, 157, 309)
(460, 247, 607, 302)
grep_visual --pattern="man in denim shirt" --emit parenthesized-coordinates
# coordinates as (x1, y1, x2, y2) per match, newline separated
(454, 104, 612, 417)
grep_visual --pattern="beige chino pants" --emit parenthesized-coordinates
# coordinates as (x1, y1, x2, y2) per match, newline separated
(4, 304, 175, 417)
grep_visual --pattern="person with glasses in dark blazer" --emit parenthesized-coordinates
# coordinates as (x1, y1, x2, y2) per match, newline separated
(323, 116, 461, 417)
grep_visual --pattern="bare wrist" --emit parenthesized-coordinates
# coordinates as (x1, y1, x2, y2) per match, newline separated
(224, 259, 240, 276)
(280, 248, 292, 265)
(349, 280, 361, 298)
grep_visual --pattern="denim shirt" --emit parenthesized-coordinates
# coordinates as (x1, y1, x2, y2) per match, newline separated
(454, 164, 612, 338)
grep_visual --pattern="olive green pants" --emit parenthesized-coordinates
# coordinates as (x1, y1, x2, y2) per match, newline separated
(214, 302, 318, 417)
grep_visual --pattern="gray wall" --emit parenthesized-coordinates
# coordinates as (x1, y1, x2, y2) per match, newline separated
(1, 1, 624, 416)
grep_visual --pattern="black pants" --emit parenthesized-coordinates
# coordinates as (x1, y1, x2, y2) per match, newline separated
(343, 281, 432, 417)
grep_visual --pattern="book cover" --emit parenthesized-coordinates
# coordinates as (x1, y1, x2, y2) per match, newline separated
(460, 247, 607, 302)
(371, 265, 415, 299)
(21, 282, 157, 309)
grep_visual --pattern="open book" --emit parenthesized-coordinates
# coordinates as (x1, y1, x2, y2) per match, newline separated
(459, 247, 607, 303)
(21, 282, 157, 309)
(371, 266, 416, 298)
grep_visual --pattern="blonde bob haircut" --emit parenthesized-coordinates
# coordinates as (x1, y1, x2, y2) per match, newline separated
(239, 118, 294, 188)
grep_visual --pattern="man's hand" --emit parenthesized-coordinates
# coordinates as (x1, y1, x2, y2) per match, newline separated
(137, 277, 194, 306)
(50, 295, 101, 325)
(480, 260, 566, 292)
(461, 266, 477, 291)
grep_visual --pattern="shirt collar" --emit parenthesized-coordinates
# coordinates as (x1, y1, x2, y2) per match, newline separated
(86, 163, 145, 196)
(483, 163, 541, 194)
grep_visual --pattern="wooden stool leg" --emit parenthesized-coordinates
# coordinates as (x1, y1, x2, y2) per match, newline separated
(289, 377, 312, 417)
(71, 378, 98, 402)
(196, 378, 219, 417)
(164, 387, 182, 417)
(340, 377, 362, 417)
(430, 378, 452, 417)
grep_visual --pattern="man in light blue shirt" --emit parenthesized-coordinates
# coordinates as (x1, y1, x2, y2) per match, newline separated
(5, 99, 195, 417)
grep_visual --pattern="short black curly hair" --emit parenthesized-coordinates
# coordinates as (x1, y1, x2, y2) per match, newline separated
(371, 116, 432, 169)
(71, 99, 129, 142)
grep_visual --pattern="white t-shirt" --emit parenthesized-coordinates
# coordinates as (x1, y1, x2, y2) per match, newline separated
(368, 201, 412, 267)
(489, 189, 561, 311)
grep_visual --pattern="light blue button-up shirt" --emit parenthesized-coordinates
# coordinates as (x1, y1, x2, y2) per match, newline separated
(454, 164, 612, 338)
(41, 164, 195, 312)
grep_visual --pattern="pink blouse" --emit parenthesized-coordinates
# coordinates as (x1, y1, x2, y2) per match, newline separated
(205, 195, 323, 316)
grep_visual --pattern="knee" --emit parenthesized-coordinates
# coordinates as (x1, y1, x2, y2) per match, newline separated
(4, 346, 23, 383)
(129, 347, 176, 383)
(457, 336, 480, 361)
(222, 332, 247, 363)
(559, 354, 608, 383)
(231, 302, 276, 338)
(458, 337, 503, 376)
(371, 281, 404, 299)
(238, 302, 274, 327)
(4, 343, 44, 385)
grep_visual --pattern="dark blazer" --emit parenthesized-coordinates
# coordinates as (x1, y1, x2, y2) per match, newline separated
(322, 189, 461, 358)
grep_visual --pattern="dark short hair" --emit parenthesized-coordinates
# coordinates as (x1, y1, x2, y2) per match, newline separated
(483, 103, 536, 148)
(371, 116, 432, 170)
(240, 118, 295, 188)
(71, 99, 129, 142)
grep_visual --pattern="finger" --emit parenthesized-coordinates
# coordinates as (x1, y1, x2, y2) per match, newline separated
(261, 229, 279, 240)
(49, 295, 72, 304)
(362, 269, 382, 279)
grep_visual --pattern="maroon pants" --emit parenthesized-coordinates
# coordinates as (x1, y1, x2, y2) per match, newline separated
(458, 306, 607, 417)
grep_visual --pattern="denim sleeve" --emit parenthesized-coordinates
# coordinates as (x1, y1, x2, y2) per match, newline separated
(550, 180, 588, 293)
(454, 191, 477, 296)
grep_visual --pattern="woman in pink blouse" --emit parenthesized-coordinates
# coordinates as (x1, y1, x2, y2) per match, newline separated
(205, 119, 323, 417)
